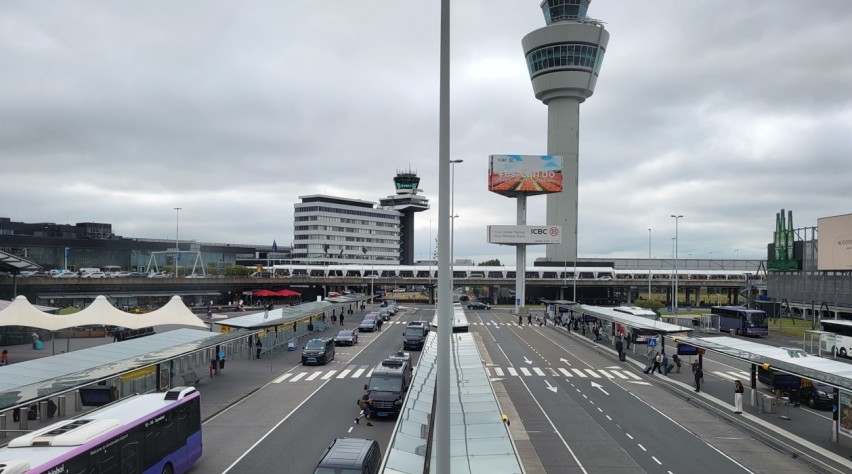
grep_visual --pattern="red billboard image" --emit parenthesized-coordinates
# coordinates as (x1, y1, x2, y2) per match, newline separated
(488, 155, 563, 197)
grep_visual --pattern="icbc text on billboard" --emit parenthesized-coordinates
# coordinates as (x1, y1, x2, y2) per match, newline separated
(488, 155, 563, 197)
(488, 225, 562, 245)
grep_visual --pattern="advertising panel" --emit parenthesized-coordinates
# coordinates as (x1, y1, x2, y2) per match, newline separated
(840, 390, 852, 439)
(488, 154, 563, 197)
(817, 213, 852, 271)
(488, 225, 562, 245)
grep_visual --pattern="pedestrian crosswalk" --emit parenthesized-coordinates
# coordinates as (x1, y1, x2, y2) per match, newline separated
(272, 363, 643, 384)
(378, 321, 535, 327)
(485, 366, 643, 380)
(711, 370, 751, 381)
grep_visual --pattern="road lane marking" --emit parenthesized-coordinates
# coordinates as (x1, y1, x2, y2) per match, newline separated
(306, 372, 321, 381)
(337, 369, 352, 378)
(508, 367, 518, 376)
(572, 368, 587, 378)
(520, 367, 532, 376)
(272, 373, 292, 383)
(559, 368, 573, 377)
(290, 372, 307, 382)
(533, 367, 546, 376)
(584, 369, 601, 378)
(321, 370, 337, 379)
(495, 367, 505, 376)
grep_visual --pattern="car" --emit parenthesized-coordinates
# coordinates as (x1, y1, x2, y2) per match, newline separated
(800, 381, 833, 409)
(81, 271, 108, 279)
(147, 272, 171, 278)
(313, 438, 381, 474)
(359, 317, 378, 332)
(467, 301, 491, 310)
(378, 309, 391, 321)
(334, 329, 358, 346)
(52, 272, 78, 279)
(302, 337, 335, 365)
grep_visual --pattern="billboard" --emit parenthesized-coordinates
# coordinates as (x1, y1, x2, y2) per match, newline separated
(488, 155, 563, 197)
(488, 225, 562, 245)
(817, 213, 852, 271)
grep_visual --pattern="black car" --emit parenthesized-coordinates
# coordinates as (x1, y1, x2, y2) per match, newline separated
(334, 329, 359, 346)
(302, 338, 335, 365)
(359, 317, 378, 332)
(467, 301, 491, 310)
(801, 381, 833, 409)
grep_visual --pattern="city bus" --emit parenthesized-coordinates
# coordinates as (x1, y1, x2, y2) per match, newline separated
(712, 305, 769, 336)
(819, 319, 852, 358)
(0, 386, 202, 474)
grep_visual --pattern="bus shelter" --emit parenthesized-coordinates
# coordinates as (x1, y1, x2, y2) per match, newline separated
(216, 295, 370, 353)
(572, 305, 693, 356)
(675, 336, 852, 446)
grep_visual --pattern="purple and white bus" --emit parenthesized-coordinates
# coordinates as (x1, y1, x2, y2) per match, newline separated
(714, 305, 769, 337)
(0, 386, 202, 474)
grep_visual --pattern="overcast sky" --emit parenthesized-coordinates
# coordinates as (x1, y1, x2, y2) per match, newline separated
(3, 1, 851, 267)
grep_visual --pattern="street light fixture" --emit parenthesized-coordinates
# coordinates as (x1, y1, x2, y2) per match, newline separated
(174, 207, 182, 277)
(647, 228, 652, 301)
(670, 215, 683, 315)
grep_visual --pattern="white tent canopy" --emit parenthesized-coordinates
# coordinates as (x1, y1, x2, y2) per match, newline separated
(0, 295, 207, 330)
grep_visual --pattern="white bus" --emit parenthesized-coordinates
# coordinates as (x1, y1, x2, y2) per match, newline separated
(819, 319, 852, 358)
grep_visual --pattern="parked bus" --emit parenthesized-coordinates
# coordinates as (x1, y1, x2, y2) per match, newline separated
(0, 386, 202, 474)
(712, 305, 768, 336)
(819, 319, 852, 358)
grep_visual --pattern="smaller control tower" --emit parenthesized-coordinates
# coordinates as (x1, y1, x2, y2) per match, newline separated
(380, 170, 430, 265)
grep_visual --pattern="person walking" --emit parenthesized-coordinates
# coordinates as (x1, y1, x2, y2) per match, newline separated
(339, 313, 345, 326)
(733, 380, 744, 413)
(31, 332, 39, 349)
(527, 314, 532, 325)
(651, 352, 662, 374)
(518, 314, 523, 326)
(662, 352, 670, 376)
(255, 338, 263, 359)
(1, 349, 9, 366)
(615, 337, 624, 360)
(693, 363, 704, 392)
(355, 390, 373, 426)
(376, 317, 383, 332)
(672, 353, 682, 373)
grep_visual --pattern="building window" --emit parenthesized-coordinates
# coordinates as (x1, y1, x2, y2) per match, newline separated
(526, 43, 604, 76)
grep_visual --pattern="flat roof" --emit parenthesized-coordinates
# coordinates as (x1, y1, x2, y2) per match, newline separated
(678, 336, 852, 391)
(579, 305, 693, 335)
(0, 328, 241, 411)
(384, 331, 522, 473)
(0, 250, 42, 272)
(219, 296, 368, 330)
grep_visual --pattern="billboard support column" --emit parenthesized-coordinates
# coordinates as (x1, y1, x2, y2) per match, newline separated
(515, 195, 527, 314)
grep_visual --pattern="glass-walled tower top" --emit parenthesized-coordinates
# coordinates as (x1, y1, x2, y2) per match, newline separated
(540, 0, 591, 24)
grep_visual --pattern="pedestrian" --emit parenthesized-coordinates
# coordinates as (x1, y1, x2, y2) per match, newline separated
(626, 331, 632, 349)
(527, 314, 532, 325)
(518, 314, 523, 326)
(581, 324, 586, 336)
(255, 338, 263, 359)
(672, 353, 682, 373)
(615, 337, 624, 359)
(0, 349, 8, 366)
(652, 352, 662, 374)
(355, 390, 373, 426)
(31, 332, 39, 349)
(592, 326, 600, 343)
(662, 352, 669, 376)
(331, 314, 337, 325)
(339, 313, 344, 326)
(376, 318, 383, 332)
(733, 380, 744, 413)
(694, 364, 704, 392)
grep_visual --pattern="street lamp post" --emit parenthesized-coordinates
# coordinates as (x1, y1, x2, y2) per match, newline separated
(174, 207, 182, 277)
(450, 159, 463, 266)
(647, 228, 652, 301)
(671, 215, 683, 315)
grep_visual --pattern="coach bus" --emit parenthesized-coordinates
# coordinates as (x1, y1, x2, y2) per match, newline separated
(819, 319, 852, 359)
(0, 386, 202, 474)
(712, 305, 769, 337)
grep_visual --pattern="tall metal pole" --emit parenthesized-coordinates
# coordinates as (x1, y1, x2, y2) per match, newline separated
(450, 159, 463, 267)
(573, 223, 578, 302)
(563, 218, 568, 300)
(671, 215, 683, 315)
(436, 0, 451, 470)
(174, 207, 182, 277)
(648, 228, 652, 300)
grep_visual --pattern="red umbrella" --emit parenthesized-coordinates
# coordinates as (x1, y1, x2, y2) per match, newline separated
(275, 289, 301, 297)
(252, 289, 278, 297)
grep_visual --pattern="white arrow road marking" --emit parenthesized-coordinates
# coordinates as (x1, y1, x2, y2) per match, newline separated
(560, 358, 572, 366)
(591, 381, 610, 395)
(545, 380, 558, 393)
(624, 380, 652, 386)
(524, 357, 533, 365)
(490, 377, 505, 382)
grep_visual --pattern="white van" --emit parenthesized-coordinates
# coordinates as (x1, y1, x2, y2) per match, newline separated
(78, 267, 101, 275)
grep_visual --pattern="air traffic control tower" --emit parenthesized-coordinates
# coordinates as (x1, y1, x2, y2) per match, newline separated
(379, 170, 430, 265)
(522, 1, 609, 262)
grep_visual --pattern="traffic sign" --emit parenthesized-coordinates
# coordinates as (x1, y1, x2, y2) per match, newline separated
(647, 337, 657, 348)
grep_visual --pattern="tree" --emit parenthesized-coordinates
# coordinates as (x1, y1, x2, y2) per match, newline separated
(478, 259, 502, 266)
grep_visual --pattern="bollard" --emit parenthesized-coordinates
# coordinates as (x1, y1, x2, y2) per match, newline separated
(1, 413, 7, 439)
(58, 395, 66, 417)
(75, 391, 83, 412)
(18, 407, 29, 431)
(39, 400, 48, 422)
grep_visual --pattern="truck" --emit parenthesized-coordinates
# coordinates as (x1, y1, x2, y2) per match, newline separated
(365, 357, 413, 418)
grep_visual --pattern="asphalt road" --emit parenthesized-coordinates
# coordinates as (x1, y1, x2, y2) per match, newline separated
(187, 305, 851, 473)
(195, 306, 424, 473)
